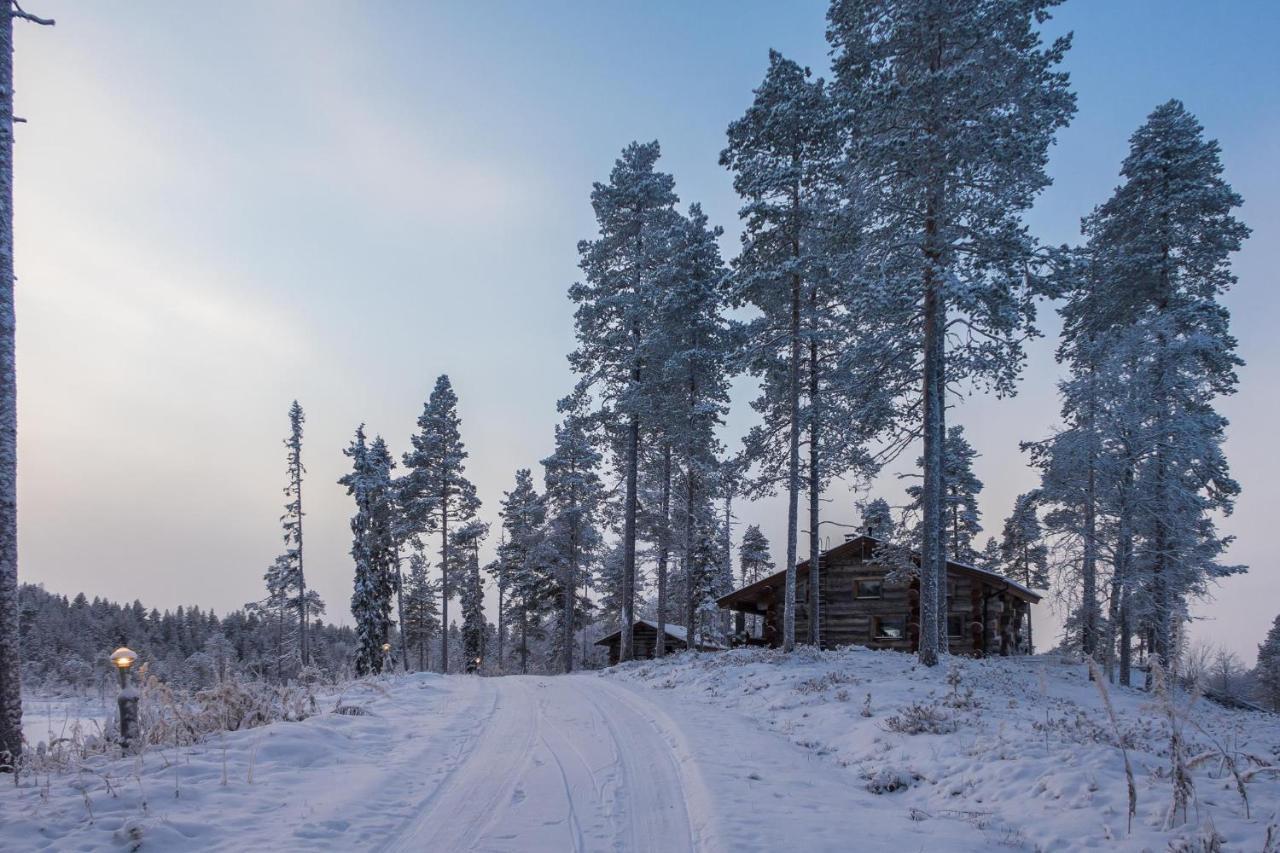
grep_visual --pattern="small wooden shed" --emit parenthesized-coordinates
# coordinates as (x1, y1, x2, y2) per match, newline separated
(595, 619, 727, 666)
(717, 534, 1042, 656)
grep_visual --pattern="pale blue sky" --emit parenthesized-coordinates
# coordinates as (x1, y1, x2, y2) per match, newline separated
(13, 1, 1278, 661)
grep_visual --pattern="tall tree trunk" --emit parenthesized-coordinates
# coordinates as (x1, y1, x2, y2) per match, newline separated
(1116, 454, 1135, 687)
(918, 259, 943, 667)
(440, 493, 449, 674)
(562, 523, 576, 673)
(656, 443, 671, 657)
(935, 356, 949, 655)
(621, 411, 639, 662)
(783, 265, 801, 653)
(721, 488, 733, 638)
(393, 543, 408, 672)
(496, 583, 505, 675)
(297, 461, 308, 667)
(1081, 360, 1098, 660)
(807, 329, 821, 648)
(520, 602, 529, 674)
(0, 3, 23, 768)
(686, 466, 696, 650)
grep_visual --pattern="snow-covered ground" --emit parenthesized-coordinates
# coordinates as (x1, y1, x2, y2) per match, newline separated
(21, 693, 113, 749)
(2, 651, 1277, 851)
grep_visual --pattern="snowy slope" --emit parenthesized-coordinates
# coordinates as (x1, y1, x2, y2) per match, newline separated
(2, 653, 1277, 851)
(608, 647, 1280, 851)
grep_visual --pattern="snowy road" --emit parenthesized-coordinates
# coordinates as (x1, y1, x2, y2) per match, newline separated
(380, 676, 707, 853)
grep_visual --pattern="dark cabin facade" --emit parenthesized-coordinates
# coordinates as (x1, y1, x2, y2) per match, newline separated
(595, 619, 727, 666)
(717, 535, 1041, 656)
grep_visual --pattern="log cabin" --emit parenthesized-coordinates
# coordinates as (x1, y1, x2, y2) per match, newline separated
(717, 534, 1041, 656)
(595, 619, 728, 666)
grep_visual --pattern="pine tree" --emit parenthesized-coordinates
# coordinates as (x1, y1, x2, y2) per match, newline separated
(1257, 614, 1280, 712)
(401, 375, 480, 673)
(721, 51, 846, 653)
(999, 491, 1048, 651)
(454, 520, 487, 673)
(906, 426, 983, 563)
(569, 141, 680, 663)
(828, 0, 1075, 665)
(401, 549, 439, 672)
(542, 411, 603, 673)
(860, 498, 894, 539)
(0, 1, 53, 770)
(595, 542, 627, 634)
(738, 525, 774, 637)
(341, 427, 398, 676)
(739, 525, 775, 587)
(1083, 101, 1247, 666)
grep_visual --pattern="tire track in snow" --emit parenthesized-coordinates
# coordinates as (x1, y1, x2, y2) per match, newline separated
(568, 676, 720, 853)
(377, 676, 538, 853)
(383, 675, 717, 853)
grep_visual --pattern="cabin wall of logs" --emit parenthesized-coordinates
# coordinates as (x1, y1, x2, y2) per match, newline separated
(732, 547, 1031, 657)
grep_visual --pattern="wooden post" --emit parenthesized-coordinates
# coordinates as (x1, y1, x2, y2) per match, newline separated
(117, 668, 138, 752)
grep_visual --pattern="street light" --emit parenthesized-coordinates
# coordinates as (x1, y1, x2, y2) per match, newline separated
(381, 642, 392, 673)
(109, 646, 139, 751)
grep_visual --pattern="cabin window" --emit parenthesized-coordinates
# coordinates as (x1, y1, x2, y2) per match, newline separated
(872, 615, 905, 640)
(854, 578, 883, 599)
(947, 614, 966, 639)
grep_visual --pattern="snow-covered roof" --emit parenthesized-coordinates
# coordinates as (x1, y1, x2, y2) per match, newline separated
(594, 619, 728, 650)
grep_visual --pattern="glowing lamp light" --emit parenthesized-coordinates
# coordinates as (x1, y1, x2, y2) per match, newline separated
(381, 643, 391, 653)
(111, 647, 137, 670)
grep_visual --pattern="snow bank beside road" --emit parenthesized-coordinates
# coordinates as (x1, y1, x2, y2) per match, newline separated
(607, 647, 1280, 851)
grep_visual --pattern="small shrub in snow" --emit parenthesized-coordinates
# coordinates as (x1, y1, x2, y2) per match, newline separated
(794, 671, 860, 695)
(943, 665, 981, 711)
(884, 700, 955, 735)
(863, 765, 921, 794)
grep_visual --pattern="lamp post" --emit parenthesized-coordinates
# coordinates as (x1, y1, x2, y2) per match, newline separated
(381, 642, 391, 674)
(110, 647, 139, 751)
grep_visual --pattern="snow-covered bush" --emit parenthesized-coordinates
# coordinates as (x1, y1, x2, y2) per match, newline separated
(864, 765, 922, 794)
(883, 700, 955, 735)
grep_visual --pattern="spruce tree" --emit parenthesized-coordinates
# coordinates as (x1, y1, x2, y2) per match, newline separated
(279, 400, 321, 667)
(999, 491, 1048, 651)
(654, 205, 732, 650)
(828, 0, 1075, 665)
(541, 412, 604, 673)
(499, 469, 550, 674)
(569, 141, 679, 663)
(341, 427, 398, 676)
(401, 375, 480, 673)
(1257, 614, 1280, 712)
(401, 549, 439, 672)
(454, 520, 488, 673)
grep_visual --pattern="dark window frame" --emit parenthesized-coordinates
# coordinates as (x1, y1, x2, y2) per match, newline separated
(854, 578, 883, 600)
